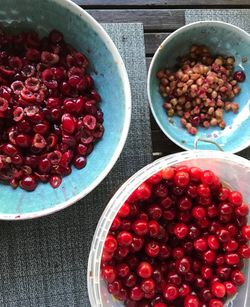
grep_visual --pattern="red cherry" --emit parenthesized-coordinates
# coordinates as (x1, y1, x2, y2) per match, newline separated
(233, 70, 246, 82)
(137, 262, 153, 279)
(209, 299, 224, 307)
(184, 294, 199, 307)
(174, 223, 189, 239)
(118, 202, 131, 217)
(207, 235, 220, 250)
(231, 269, 245, 285)
(163, 284, 179, 301)
(201, 170, 215, 185)
(117, 231, 133, 247)
(174, 171, 190, 187)
(161, 167, 175, 180)
(211, 281, 226, 298)
(135, 183, 152, 200)
(242, 225, 250, 240)
(189, 167, 202, 182)
(229, 191, 243, 206)
(102, 265, 117, 283)
(224, 281, 237, 296)
(132, 220, 148, 236)
(194, 238, 207, 252)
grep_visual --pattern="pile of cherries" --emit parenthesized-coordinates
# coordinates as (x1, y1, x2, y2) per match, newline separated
(0, 28, 103, 191)
(101, 165, 250, 307)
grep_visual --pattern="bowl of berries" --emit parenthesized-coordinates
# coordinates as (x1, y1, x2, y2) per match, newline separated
(0, 0, 131, 219)
(147, 21, 250, 152)
(88, 150, 250, 307)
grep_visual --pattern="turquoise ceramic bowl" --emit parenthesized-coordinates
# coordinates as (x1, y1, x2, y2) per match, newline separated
(0, 0, 131, 219)
(148, 21, 250, 153)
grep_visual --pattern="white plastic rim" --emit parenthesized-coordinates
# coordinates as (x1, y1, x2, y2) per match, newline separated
(87, 150, 250, 306)
(147, 20, 250, 154)
(0, 0, 131, 220)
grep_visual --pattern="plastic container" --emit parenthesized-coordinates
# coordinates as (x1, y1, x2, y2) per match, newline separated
(87, 150, 250, 307)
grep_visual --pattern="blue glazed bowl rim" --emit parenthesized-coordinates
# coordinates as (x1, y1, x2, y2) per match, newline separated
(1, 0, 131, 220)
(147, 20, 250, 153)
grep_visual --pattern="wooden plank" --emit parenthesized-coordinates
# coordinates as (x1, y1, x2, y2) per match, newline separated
(74, 0, 250, 7)
(145, 33, 170, 55)
(86, 9, 185, 31)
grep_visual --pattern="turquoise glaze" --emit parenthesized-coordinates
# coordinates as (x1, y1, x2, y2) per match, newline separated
(0, 0, 131, 218)
(148, 21, 250, 153)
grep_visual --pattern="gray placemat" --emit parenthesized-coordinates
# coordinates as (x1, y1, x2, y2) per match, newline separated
(186, 9, 250, 33)
(0, 23, 152, 307)
(185, 9, 250, 159)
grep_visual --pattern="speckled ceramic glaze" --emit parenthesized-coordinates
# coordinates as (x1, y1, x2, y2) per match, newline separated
(0, 0, 131, 219)
(148, 21, 250, 153)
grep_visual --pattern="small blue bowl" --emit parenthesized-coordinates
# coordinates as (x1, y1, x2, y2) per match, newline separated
(0, 0, 131, 219)
(148, 21, 250, 153)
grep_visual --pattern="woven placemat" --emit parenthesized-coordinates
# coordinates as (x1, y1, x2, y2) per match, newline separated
(0, 23, 152, 307)
(185, 9, 250, 159)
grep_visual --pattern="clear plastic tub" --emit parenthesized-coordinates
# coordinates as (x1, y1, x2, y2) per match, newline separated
(87, 150, 250, 307)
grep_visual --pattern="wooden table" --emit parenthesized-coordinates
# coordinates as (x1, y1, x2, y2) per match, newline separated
(74, 1, 250, 159)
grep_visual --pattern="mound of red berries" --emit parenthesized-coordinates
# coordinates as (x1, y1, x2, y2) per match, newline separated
(0, 28, 103, 191)
(101, 166, 250, 307)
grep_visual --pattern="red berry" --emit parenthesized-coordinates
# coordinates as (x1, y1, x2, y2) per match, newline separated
(192, 206, 206, 219)
(225, 253, 240, 265)
(147, 172, 162, 184)
(201, 170, 215, 185)
(223, 239, 238, 252)
(174, 223, 189, 239)
(163, 284, 179, 301)
(137, 262, 153, 279)
(238, 244, 250, 258)
(117, 263, 130, 278)
(242, 225, 250, 240)
(184, 294, 199, 307)
(189, 167, 202, 182)
(224, 281, 237, 296)
(161, 167, 175, 180)
(209, 299, 224, 307)
(130, 286, 144, 301)
(140, 278, 155, 293)
(102, 265, 117, 283)
(194, 238, 207, 252)
(229, 191, 243, 206)
(135, 183, 152, 200)
(201, 265, 213, 280)
(179, 283, 191, 297)
(231, 269, 245, 285)
(203, 249, 216, 264)
(118, 202, 131, 217)
(197, 184, 210, 198)
(233, 70, 246, 82)
(211, 281, 226, 298)
(145, 241, 160, 257)
(235, 203, 249, 216)
(132, 220, 148, 236)
(174, 171, 190, 187)
(117, 231, 133, 247)
(207, 235, 220, 250)
(104, 235, 117, 253)
(176, 257, 191, 274)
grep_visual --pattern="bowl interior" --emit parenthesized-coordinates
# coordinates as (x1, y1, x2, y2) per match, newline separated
(148, 21, 250, 152)
(0, 0, 130, 218)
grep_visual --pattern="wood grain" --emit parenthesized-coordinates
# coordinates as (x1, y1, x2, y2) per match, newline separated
(86, 9, 185, 31)
(145, 33, 170, 55)
(75, 0, 250, 7)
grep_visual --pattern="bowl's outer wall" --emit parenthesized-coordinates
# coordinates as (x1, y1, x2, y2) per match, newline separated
(0, 0, 130, 216)
(149, 22, 250, 152)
